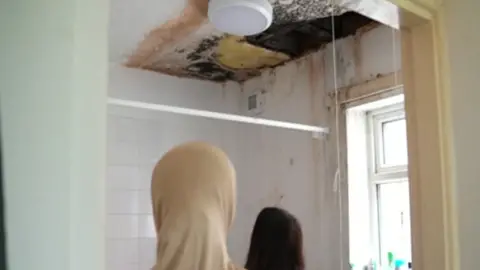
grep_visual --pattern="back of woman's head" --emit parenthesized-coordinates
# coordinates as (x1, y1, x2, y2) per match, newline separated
(151, 142, 241, 270)
(245, 207, 304, 270)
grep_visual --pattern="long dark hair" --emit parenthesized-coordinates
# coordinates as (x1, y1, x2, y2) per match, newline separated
(245, 207, 304, 270)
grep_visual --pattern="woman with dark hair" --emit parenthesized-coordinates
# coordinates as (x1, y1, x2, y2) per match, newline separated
(245, 207, 305, 270)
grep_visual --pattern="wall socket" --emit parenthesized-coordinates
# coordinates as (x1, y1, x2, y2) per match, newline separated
(247, 90, 266, 115)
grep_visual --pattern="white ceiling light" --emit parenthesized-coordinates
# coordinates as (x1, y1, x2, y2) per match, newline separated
(208, 0, 273, 36)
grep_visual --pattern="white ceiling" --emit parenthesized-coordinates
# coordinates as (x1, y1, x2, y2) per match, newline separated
(109, 0, 187, 63)
(340, 0, 399, 30)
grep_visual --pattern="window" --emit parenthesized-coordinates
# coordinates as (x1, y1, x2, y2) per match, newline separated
(376, 181, 411, 268)
(347, 96, 412, 270)
(367, 103, 411, 269)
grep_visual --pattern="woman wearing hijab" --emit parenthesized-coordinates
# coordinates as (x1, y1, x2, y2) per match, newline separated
(245, 207, 305, 270)
(151, 142, 243, 270)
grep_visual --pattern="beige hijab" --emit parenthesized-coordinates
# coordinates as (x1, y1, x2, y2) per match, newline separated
(151, 142, 243, 270)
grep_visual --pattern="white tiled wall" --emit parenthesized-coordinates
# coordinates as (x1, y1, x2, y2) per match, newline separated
(106, 65, 243, 270)
(107, 110, 247, 269)
(106, 115, 154, 270)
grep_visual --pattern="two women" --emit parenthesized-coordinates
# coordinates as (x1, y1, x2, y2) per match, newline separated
(150, 142, 304, 270)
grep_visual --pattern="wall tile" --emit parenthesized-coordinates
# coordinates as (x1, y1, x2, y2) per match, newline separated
(135, 119, 163, 143)
(138, 190, 152, 214)
(107, 191, 140, 214)
(137, 140, 166, 165)
(139, 263, 154, 270)
(137, 164, 155, 190)
(108, 141, 139, 166)
(107, 165, 141, 190)
(107, 261, 139, 270)
(138, 215, 156, 238)
(139, 238, 157, 268)
(108, 116, 138, 143)
(106, 239, 139, 264)
(107, 215, 139, 239)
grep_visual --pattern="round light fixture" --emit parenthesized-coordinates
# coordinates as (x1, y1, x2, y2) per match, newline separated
(208, 0, 273, 36)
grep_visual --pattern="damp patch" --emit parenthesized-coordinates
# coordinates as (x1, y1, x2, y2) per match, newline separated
(246, 11, 374, 58)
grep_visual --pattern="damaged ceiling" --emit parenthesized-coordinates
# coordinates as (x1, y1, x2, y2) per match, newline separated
(112, 0, 396, 83)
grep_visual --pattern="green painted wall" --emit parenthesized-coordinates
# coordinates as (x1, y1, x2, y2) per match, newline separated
(0, 0, 109, 269)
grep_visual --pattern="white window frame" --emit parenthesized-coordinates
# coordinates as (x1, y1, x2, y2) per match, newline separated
(366, 102, 409, 266)
(367, 103, 408, 182)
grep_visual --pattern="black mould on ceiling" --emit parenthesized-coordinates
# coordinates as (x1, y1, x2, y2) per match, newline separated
(186, 36, 222, 62)
(185, 62, 236, 82)
(246, 11, 374, 58)
(176, 11, 375, 83)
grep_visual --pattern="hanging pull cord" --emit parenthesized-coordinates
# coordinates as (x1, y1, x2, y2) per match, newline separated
(329, 2, 344, 270)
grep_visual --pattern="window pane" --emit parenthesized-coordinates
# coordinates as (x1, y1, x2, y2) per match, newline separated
(377, 181, 411, 268)
(382, 119, 408, 166)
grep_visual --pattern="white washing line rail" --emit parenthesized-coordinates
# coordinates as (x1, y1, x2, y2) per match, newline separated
(108, 98, 329, 136)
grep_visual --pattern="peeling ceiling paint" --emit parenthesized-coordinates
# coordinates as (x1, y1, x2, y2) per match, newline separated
(121, 0, 385, 82)
(216, 36, 290, 70)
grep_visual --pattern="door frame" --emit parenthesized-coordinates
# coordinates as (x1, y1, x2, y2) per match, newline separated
(386, 1, 458, 270)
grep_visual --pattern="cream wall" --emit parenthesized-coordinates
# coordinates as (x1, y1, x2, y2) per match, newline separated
(443, 0, 480, 269)
(388, 0, 480, 268)
(0, 0, 108, 270)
